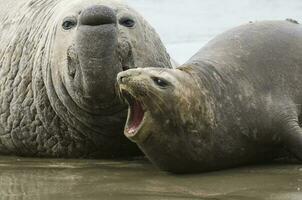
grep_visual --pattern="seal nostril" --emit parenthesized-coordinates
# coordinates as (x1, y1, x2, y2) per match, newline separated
(80, 5, 116, 26)
(120, 75, 126, 83)
(118, 74, 130, 84)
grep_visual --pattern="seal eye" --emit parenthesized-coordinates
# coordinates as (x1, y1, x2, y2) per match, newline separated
(62, 17, 77, 30)
(152, 77, 169, 88)
(119, 17, 135, 28)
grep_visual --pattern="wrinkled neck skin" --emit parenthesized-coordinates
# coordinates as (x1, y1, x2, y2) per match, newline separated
(136, 64, 231, 173)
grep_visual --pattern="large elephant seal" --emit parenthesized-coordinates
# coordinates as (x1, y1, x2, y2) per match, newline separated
(0, 0, 173, 158)
(117, 20, 302, 173)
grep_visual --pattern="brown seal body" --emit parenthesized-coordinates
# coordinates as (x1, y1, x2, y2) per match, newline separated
(117, 20, 302, 173)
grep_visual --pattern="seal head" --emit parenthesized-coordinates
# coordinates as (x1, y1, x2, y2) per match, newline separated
(42, 0, 173, 157)
(0, 0, 172, 158)
(117, 67, 215, 172)
(51, 0, 172, 117)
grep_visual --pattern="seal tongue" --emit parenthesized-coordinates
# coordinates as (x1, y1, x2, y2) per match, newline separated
(127, 100, 144, 134)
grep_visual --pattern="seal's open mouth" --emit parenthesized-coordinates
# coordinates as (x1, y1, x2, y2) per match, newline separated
(121, 91, 145, 137)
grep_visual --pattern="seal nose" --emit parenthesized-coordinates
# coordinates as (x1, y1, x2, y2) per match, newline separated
(117, 70, 142, 85)
(80, 5, 116, 26)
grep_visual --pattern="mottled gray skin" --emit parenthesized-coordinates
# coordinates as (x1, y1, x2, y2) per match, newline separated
(0, 0, 172, 158)
(118, 20, 302, 173)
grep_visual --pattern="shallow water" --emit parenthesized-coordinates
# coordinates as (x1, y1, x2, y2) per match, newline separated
(0, 156, 301, 200)
(2, 0, 302, 199)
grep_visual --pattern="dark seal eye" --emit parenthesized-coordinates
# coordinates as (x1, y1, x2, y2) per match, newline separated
(119, 17, 135, 28)
(152, 77, 169, 88)
(62, 17, 77, 30)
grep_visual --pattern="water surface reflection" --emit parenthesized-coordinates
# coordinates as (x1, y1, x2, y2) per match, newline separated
(0, 156, 301, 200)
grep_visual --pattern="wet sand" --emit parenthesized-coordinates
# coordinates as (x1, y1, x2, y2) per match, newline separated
(0, 156, 301, 200)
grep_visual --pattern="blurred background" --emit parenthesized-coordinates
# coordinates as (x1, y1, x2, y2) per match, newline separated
(127, 0, 302, 64)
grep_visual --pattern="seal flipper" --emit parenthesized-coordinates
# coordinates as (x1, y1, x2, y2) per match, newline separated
(282, 114, 302, 161)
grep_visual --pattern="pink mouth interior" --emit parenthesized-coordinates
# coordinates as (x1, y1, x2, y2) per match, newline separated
(126, 100, 144, 135)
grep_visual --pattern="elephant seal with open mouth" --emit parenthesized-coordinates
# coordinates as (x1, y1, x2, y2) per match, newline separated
(0, 0, 173, 158)
(118, 20, 302, 173)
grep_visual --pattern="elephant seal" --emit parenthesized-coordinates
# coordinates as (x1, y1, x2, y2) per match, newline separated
(117, 20, 302, 173)
(0, 0, 173, 158)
